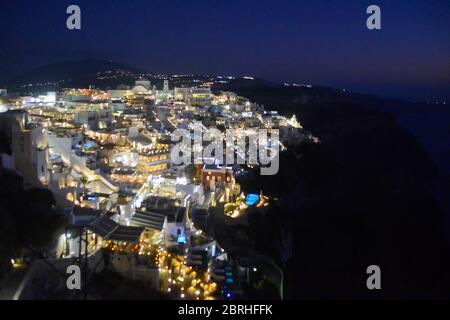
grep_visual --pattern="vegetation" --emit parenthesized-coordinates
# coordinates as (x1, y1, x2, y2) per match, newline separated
(0, 169, 67, 280)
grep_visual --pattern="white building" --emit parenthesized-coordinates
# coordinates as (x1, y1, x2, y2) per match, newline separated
(108, 89, 133, 101)
(0, 110, 49, 188)
(163, 80, 169, 93)
(132, 79, 152, 94)
(73, 104, 112, 130)
(174, 87, 212, 106)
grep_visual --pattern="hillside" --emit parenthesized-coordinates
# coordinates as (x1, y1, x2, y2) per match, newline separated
(223, 80, 450, 299)
(3, 59, 147, 92)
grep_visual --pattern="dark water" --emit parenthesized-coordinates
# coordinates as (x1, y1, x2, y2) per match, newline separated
(395, 107, 450, 176)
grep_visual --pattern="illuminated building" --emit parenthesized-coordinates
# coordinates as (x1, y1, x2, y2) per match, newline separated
(287, 114, 302, 128)
(132, 78, 152, 94)
(20, 92, 56, 107)
(61, 88, 110, 102)
(214, 91, 237, 104)
(175, 87, 212, 106)
(76, 109, 111, 130)
(132, 195, 188, 247)
(201, 164, 233, 189)
(0, 110, 49, 188)
(108, 89, 134, 101)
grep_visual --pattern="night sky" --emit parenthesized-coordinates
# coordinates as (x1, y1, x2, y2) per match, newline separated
(0, 0, 449, 101)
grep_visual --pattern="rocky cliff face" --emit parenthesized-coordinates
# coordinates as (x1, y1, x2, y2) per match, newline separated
(225, 80, 450, 299)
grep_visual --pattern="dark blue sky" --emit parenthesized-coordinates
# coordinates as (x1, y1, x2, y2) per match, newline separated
(1, 0, 449, 101)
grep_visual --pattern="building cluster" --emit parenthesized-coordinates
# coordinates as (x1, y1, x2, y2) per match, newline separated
(0, 78, 315, 299)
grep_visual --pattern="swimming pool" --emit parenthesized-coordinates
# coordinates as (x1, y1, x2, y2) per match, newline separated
(245, 194, 259, 206)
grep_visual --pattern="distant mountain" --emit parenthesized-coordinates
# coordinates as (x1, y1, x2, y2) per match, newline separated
(213, 77, 416, 110)
(0, 66, 14, 84)
(3, 59, 149, 91)
(2, 59, 410, 108)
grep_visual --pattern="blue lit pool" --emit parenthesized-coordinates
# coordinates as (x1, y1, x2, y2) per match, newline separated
(84, 141, 95, 149)
(245, 194, 259, 206)
(177, 235, 186, 244)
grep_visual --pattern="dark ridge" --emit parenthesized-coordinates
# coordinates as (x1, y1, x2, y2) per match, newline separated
(225, 80, 450, 299)
(3, 59, 148, 92)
